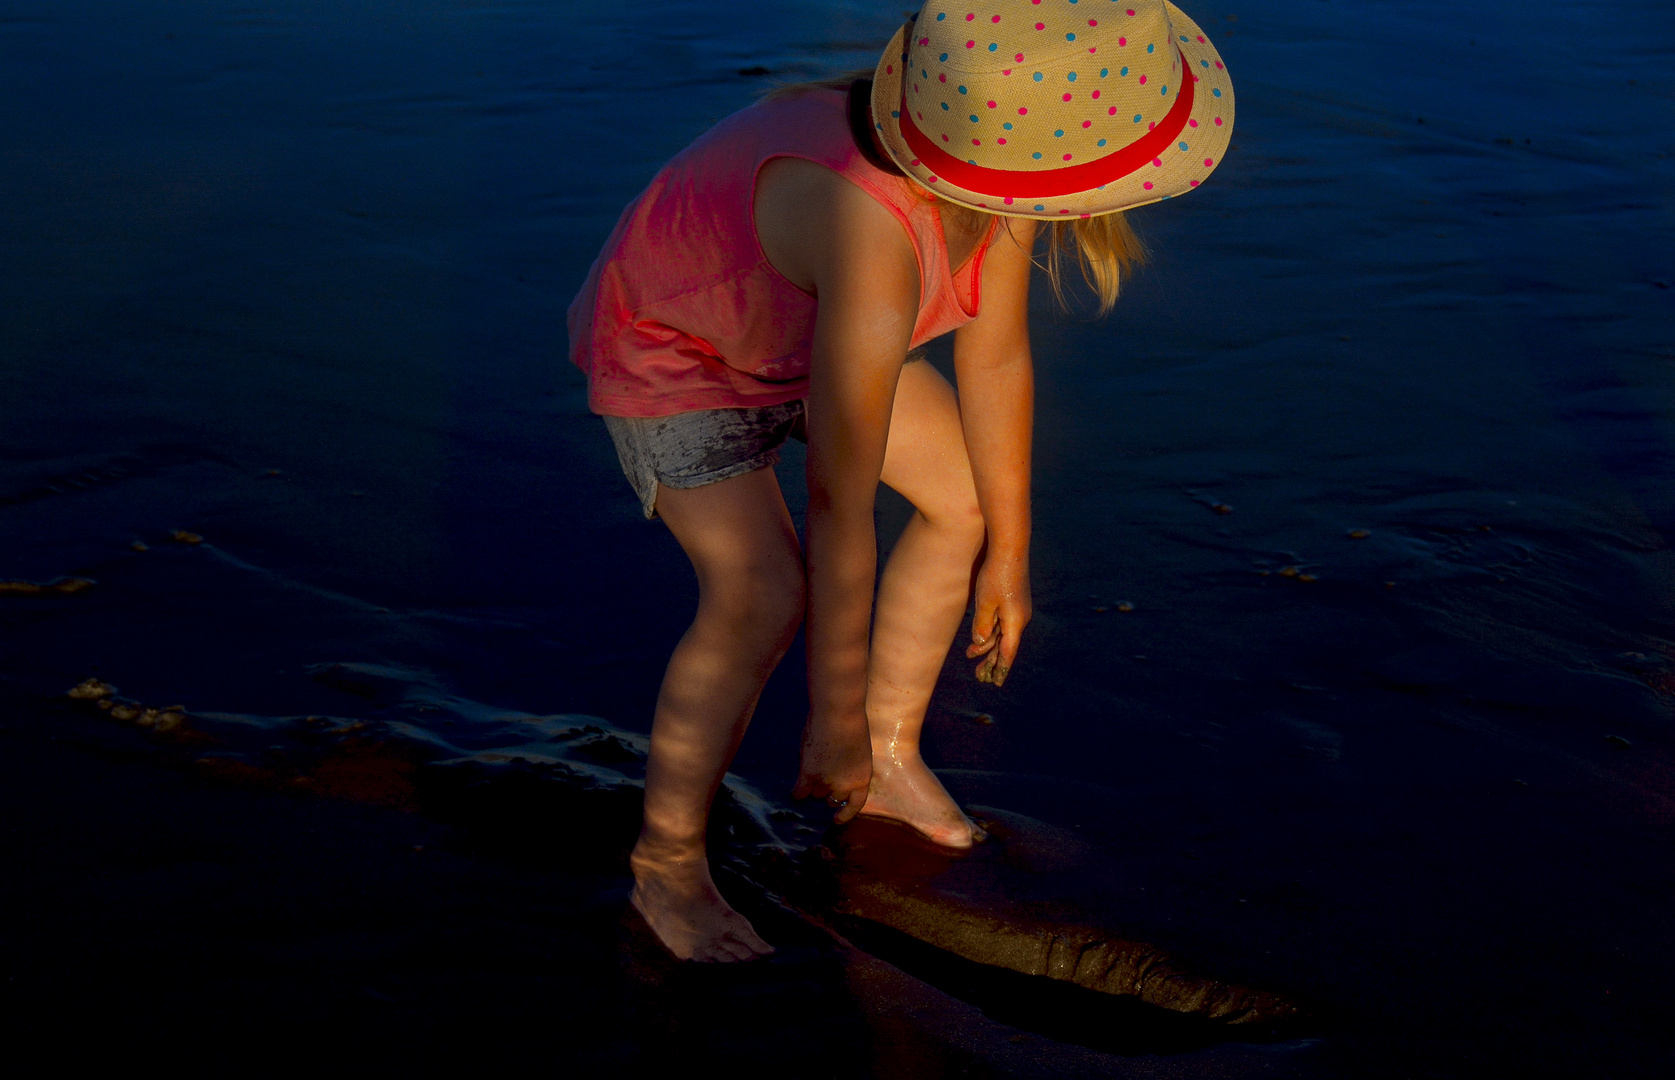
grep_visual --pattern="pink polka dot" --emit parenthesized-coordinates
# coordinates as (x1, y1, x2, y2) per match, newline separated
(966, 40, 975, 48)
(1126, 9, 1136, 16)
(909, 159, 920, 166)
(1118, 37, 1126, 46)
(1142, 180, 1153, 189)
(1081, 120, 1092, 128)
(928, 176, 938, 182)
(987, 100, 997, 107)
(1215, 61, 1224, 69)
(1138, 74, 1147, 84)
(1147, 121, 1155, 129)
(1063, 153, 1072, 160)
(939, 73, 947, 82)
(1063, 92, 1072, 101)
(1032, 0, 1041, 5)
(1035, 22, 1044, 30)
(997, 137, 1007, 144)
(1188, 118, 1197, 127)
(1088, 46, 1097, 53)
(942, 134, 950, 142)
(1019, 106, 1028, 115)
(1089, 19, 1098, 27)
(1152, 157, 1162, 166)
(1015, 52, 1024, 61)
(992, 14, 1001, 23)
(886, 65, 893, 74)
(1107, 106, 1117, 115)
(973, 138, 981, 145)
(1080, 213, 1090, 218)
(965, 12, 974, 20)
(1214, 116, 1223, 125)
(1004, 196, 1015, 204)
(1204, 157, 1214, 166)
(1189, 179, 1199, 186)
(1091, 89, 1100, 99)
(1197, 35, 1206, 43)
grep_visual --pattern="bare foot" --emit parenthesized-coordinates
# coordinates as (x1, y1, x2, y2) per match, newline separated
(859, 747, 985, 848)
(629, 846, 775, 963)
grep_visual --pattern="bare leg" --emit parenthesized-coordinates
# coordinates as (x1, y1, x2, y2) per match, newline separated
(861, 360, 989, 847)
(629, 467, 804, 962)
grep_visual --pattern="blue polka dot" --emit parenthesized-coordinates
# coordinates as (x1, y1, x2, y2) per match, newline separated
(1161, 85, 1168, 94)
(1097, 138, 1107, 146)
(939, 52, 948, 61)
(1133, 114, 1142, 122)
(1066, 32, 1077, 41)
(1002, 122, 1013, 130)
(1032, 152, 1042, 159)
(1034, 204, 1045, 211)
(891, 110, 900, 118)
(968, 159, 977, 165)
(1178, 141, 1188, 150)
(1146, 43, 1155, 53)
(958, 85, 967, 93)
(941, 102, 949, 110)
(989, 42, 998, 51)
(1032, 72, 1043, 81)
(935, 11, 944, 18)
(970, 114, 979, 122)
(922, 69, 929, 78)
(1212, 87, 1222, 97)
(1179, 34, 1189, 42)
(1099, 68, 1109, 77)
(1067, 72, 1078, 82)
(1120, 66, 1129, 75)
(1054, 129, 1064, 137)
(1200, 59, 1210, 67)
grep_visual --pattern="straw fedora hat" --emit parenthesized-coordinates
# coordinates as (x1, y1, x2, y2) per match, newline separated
(870, 0, 1233, 218)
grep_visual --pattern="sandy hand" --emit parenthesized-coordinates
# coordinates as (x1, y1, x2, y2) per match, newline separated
(966, 554, 1031, 687)
(792, 716, 872, 823)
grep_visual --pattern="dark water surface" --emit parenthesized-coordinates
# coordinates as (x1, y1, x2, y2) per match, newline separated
(4, 1, 1674, 1076)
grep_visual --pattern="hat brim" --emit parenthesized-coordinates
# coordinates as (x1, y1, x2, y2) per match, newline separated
(870, 3, 1233, 219)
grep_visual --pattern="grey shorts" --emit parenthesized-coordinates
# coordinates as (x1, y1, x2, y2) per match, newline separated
(603, 400, 806, 519)
(603, 349, 926, 520)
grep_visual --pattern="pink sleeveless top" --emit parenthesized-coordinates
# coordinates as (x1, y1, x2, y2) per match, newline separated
(567, 87, 997, 417)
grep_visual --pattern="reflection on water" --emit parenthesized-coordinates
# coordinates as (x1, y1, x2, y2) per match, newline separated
(3, 1, 1673, 1077)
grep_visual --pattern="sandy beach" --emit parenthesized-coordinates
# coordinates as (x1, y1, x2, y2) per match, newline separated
(3, 1, 1673, 1075)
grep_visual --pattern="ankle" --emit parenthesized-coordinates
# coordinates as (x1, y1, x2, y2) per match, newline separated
(631, 833, 707, 874)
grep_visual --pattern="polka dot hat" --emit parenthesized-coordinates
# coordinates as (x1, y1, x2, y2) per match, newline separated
(870, 0, 1233, 218)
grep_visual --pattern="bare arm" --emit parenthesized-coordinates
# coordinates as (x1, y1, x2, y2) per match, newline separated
(761, 163, 921, 818)
(953, 218, 1038, 685)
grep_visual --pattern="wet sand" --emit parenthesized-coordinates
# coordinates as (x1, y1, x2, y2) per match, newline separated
(4, 1, 1675, 1076)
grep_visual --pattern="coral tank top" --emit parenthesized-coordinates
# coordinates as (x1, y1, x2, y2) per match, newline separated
(567, 86, 997, 417)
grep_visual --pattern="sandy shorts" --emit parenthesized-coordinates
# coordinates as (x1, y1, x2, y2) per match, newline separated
(603, 350, 925, 520)
(603, 400, 807, 520)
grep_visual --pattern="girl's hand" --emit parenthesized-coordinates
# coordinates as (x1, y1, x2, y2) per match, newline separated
(792, 716, 872, 823)
(965, 550, 1031, 686)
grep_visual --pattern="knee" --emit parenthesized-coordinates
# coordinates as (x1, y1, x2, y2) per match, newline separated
(700, 557, 805, 644)
(921, 495, 987, 556)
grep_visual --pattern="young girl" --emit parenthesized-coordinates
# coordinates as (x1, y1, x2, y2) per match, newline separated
(568, 0, 1232, 962)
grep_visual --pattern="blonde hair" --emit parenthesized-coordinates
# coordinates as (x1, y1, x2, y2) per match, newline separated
(758, 73, 1148, 315)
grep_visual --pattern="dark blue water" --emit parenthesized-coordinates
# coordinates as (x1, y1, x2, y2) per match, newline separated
(3, 2, 1674, 1076)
